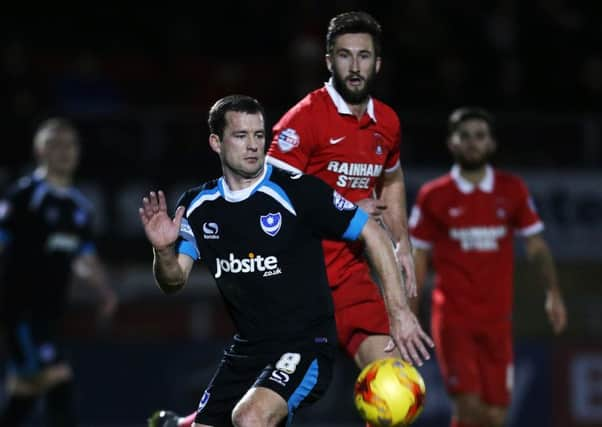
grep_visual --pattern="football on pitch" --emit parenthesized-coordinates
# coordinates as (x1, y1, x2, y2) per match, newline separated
(354, 357, 426, 426)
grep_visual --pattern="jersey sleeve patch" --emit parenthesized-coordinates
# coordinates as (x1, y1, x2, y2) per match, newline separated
(178, 217, 200, 259)
(276, 128, 300, 153)
(332, 190, 355, 211)
(342, 208, 369, 240)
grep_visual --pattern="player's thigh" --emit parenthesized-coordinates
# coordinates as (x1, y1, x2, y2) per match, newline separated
(431, 313, 481, 396)
(333, 268, 390, 359)
(354, 334, 398, 368)
(477, 323, 513, 407)
(254, 347, 334, 424)
(194, 355, 259, 427)
(231, 386, 287, 426)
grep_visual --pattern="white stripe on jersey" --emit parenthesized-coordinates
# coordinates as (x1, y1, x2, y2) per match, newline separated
(257, 186, 297, 216)
(516, 221, 544, 237)
(187, 191, 221, 217)
(265, 156, 303, 175)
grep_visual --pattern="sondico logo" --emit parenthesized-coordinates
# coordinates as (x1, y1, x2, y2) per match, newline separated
(214, 252, 281, 278)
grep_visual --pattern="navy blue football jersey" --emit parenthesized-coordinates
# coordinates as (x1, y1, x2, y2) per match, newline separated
(0, 174, 96, 323)
(175, 164, 369, 342)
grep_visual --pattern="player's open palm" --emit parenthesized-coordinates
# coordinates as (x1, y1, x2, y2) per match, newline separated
(386, 308, 434, 367)
(139, 190, 185, 250)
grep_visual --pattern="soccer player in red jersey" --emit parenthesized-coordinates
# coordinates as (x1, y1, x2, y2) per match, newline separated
(267, 11, 431, 372)
(409, 107, 567, 427)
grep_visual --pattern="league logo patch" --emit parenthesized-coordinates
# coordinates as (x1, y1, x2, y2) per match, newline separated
(277, 128, 300, 153)
(332, 190, 355, 211)
(260, 212, 282, 236)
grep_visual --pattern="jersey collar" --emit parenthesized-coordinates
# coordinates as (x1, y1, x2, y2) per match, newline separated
(218, 164, 273, 202)
(451, 164, 494, 194)
(324, 79, 376, 122)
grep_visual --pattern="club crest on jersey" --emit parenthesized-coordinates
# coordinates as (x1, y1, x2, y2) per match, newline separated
(332, 190, 355, 211)
(277, 128, 300, 153)
(373, 132, 384, 156)
(260, 212, 282, 236)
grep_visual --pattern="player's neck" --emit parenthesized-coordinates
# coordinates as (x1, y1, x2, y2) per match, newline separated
(459, 166, 487, 185)
(348, 101, 368, 120)
(223, 167, 265, 191)
(35, 167, 72, 188)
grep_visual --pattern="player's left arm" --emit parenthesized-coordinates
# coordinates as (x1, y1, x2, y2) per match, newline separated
(379, 166, 417, 297)
(360, 218, 433, 366)
(72, 251, 118, 320)
(524, 233, 567, 334)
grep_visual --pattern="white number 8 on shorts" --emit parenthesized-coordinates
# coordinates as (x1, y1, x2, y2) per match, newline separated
(275, 352, 301, 374)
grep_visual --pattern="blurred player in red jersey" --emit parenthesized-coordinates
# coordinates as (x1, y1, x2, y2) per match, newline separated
(147, 11, 433, 427)
(267, 10, 431, 370)
(409, 107, 567, 427)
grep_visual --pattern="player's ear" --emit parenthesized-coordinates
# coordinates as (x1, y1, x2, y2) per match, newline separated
(325, 54, 333, 73)
(375, 56, 382, 74)
(209, 133, 221, 155)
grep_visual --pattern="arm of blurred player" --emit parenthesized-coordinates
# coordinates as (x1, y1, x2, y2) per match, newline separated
(524, 233, 567, 334)
(360, 218, 433, 366)
(411, 247, 430, 315)
(379, 167, 417, 298)
(139, 190, 193, 294)
(72, 253, 118, 320)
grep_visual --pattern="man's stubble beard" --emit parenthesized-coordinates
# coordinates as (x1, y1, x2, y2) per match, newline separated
(331, 67, 376, 105)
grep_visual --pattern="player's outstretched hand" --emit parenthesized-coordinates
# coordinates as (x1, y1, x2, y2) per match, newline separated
(385, 307, 434, 367)
(138, 190, 185, 250)
(545, 287, 567, 334)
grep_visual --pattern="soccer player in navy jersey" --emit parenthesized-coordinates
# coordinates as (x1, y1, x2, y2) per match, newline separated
(140, 95, 432, 427)
(0, 118, 118, 426)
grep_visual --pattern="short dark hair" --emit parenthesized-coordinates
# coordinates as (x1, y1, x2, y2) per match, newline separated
(326, 11, 382, 57)
(33, 117, 79, 150)
(208, 95, 265, 139)
(448, 107, 495, 136)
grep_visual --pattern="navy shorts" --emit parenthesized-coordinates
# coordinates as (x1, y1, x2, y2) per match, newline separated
(3, 320, 64, 377)
(195, 335, 335, 426)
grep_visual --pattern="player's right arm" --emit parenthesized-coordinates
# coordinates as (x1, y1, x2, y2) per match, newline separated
(138, 190, 191, 294)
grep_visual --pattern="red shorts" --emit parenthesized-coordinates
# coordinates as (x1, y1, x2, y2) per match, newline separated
(431, 311, 513, 406)
(331, 266, 390, 358)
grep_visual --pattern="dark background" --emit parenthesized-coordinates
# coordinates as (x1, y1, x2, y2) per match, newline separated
(1, 2, 601, 426)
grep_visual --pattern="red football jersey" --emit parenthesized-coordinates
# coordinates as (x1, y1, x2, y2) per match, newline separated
(409, 166, 544, 324)
(267, 81, 401, 286)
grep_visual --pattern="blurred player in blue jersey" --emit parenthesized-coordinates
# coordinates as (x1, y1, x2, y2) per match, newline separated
(0, 118, 118, 426)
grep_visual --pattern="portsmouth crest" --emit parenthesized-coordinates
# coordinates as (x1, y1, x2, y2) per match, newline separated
(260, 212, 282, 236)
